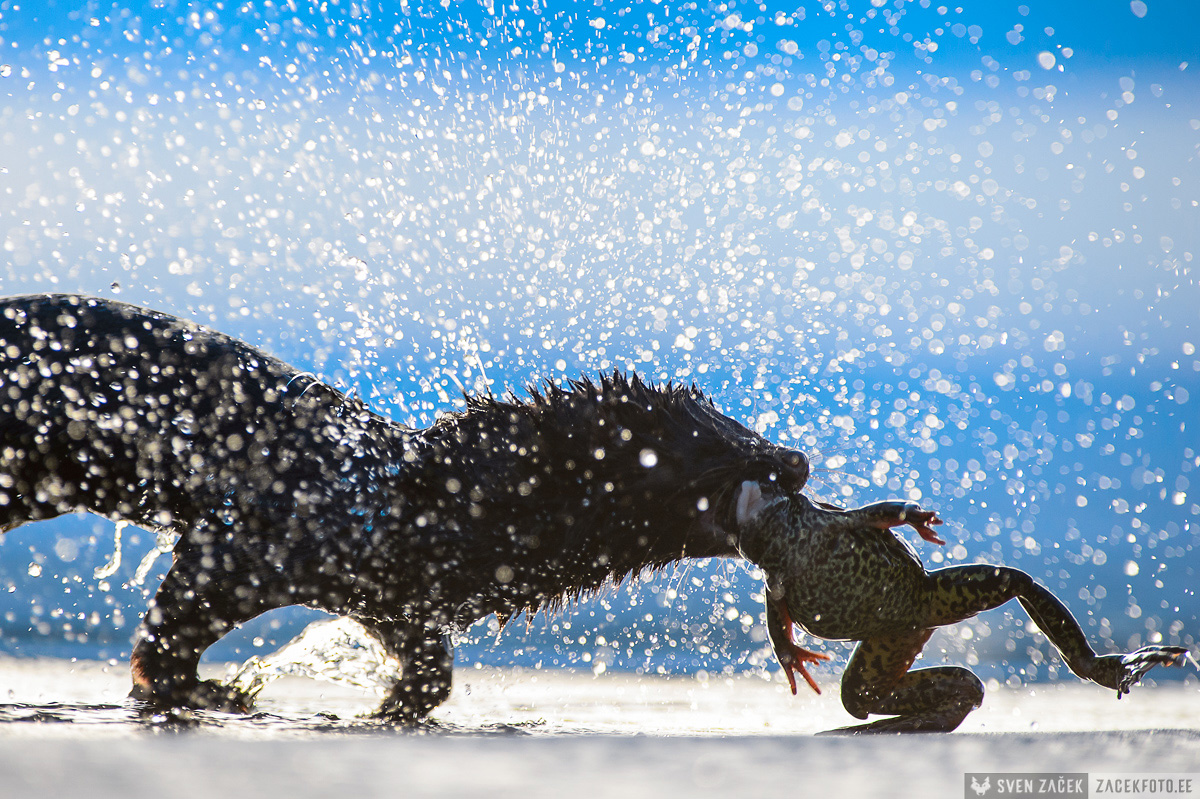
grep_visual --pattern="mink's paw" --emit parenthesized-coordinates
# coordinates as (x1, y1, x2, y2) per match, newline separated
(374, 679, 452, 726)
(130, 679, 252, 714)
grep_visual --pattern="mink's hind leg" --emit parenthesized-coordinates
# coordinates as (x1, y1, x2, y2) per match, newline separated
(130, 555, 285, 713)
(824, 630, 983, 735)
(360, 618, 454, 723)
(925, 565, 1188, 694)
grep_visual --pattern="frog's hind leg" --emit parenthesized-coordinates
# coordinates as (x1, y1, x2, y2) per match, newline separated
(926, 565, 1188, 694)
(824, 630, 983, 735)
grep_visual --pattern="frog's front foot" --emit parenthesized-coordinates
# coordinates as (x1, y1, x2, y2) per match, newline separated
(862, 500, 946, 545)
(779, 641, 832, 696)
(903, 508, 945, 546)
(1084, 646, 1191, 697)
(768, 597, 831, 695)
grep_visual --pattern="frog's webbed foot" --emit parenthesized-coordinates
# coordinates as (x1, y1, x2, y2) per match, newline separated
(1086, 646, 1191, 697)
(817, 702, 977, 735)
(902, 508, 946, 546)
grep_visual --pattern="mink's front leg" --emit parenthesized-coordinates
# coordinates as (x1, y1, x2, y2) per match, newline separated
(130, 550, 275, 713)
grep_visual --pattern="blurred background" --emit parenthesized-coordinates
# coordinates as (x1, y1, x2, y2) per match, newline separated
(0, 0, 1196, 688)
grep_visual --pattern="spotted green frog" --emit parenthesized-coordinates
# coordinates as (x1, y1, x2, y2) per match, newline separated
(734, 481, 1191, 734)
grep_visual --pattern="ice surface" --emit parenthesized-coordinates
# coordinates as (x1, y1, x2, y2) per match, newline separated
(0, 658, 1197, 799)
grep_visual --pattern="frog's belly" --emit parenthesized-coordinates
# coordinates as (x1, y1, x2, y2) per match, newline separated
(785, 535, 930, 641)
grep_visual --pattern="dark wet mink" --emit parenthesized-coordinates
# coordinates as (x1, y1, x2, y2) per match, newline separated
(0, 293, 809, 720)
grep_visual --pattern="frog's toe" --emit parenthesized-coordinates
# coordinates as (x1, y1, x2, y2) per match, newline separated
(912, 519, 946, 546)
(1120, 644, 1190, 669)
(871, 502, 946, 545)
(782, 646, 831, 695)
(901, 504, 946, 545)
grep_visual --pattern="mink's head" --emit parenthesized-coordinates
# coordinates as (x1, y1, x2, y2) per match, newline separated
(422, 371, 809, 615)
(525, 372, 809, 546)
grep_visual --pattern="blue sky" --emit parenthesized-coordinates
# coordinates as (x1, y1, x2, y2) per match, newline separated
(4, 1, 1197, 76)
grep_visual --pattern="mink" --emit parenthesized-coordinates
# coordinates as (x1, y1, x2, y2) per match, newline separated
(0, 294, 809, 719)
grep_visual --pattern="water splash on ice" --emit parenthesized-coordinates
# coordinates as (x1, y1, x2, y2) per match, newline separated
(228, 617, 400, 701)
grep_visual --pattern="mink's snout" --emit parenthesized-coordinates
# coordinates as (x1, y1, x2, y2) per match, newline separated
(755, 448, 808, 494)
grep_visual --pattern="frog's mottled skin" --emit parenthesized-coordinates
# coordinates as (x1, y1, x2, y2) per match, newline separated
(736, 483, 1190, 734)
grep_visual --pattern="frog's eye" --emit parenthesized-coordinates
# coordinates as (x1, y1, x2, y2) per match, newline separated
(735, 480, 766, 527)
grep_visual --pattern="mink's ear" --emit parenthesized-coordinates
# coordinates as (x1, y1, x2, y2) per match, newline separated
(735, 480, 766, 527)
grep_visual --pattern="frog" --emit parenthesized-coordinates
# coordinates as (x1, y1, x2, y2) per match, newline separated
(732, 480, 1191, 734)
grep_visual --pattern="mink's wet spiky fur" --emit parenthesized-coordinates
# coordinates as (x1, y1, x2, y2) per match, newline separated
(0, 294, 808, 720)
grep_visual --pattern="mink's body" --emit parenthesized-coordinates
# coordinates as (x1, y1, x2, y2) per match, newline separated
(0, 294, 809, 719)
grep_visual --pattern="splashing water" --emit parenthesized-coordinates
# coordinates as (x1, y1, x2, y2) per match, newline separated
(92, 521, 179, 587)
(228, 617, 401, 701)
(91, 521, 128, 580)
(0, 0, 1195, 684)
(131, 530, 180, 588)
